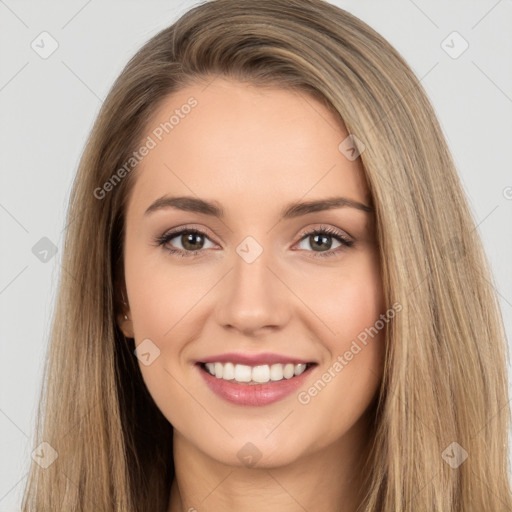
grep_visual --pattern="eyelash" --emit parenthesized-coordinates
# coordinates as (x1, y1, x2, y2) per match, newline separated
(153, 225, 354, 259)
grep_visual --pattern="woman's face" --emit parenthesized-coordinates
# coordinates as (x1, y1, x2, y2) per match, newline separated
(119, 77, 386, 467)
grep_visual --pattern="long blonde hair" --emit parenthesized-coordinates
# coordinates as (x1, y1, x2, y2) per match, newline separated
(21, 0, 512, 510)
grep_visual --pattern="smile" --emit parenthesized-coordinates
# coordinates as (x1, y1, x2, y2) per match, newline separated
(196, 361, 318, 406)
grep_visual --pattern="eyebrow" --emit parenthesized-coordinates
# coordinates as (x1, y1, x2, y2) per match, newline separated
(144, 195, 373, 219)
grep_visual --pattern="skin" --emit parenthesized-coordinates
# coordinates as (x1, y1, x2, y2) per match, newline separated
(117, 77, 386, 512)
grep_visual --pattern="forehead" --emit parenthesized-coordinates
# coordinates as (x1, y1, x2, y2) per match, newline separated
(126, 78, 370, 219)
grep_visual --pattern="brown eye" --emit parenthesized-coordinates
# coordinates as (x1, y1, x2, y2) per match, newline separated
(155, 228, 216, 257)
(179, 231, 205, 251)
(295, 226, 354, 258)
(307, 233, 335, 252)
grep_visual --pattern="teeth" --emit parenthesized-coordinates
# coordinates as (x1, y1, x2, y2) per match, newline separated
(214, 362, 223, 379)
(203, 362, 310, 383)
(295, 363, 307, 376)
(234, 364, 252, 382)
(270, 363, 283, 380)
(222, 362, 235, 380)
(283, 363, 295, 379)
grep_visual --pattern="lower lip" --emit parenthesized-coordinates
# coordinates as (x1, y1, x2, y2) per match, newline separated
(196, 363, 316, 406)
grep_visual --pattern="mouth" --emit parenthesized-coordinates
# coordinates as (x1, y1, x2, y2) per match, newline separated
(196, 361, 318, 386)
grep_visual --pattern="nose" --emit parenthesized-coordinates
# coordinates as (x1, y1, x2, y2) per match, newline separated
(215, 245, 292, 336)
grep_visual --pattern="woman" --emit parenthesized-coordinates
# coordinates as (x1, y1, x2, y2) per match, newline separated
(21, 0, 512, 510)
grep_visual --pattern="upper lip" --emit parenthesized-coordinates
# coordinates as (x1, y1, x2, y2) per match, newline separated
(198, 352, 316, 366)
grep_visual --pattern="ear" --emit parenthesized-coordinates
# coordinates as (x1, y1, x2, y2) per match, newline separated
(117, 309, 134, 339)
(115, 282, 134, 339)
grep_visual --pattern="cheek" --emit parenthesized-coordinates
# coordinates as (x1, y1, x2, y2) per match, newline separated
(126, 249, 210, 341)
(295, 249, 384, 343)
(125, 256, 204, 427)
(293, 251, 385, 423)
(332, 269, 384, 341)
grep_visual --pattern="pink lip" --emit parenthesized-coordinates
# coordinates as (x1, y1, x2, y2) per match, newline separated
(198, 352, 315, 366)
(196, 362, 317, 406)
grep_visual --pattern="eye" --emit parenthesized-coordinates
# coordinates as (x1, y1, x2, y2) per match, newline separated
(153, 227, 217, 258)
(294, 225, 354, 258)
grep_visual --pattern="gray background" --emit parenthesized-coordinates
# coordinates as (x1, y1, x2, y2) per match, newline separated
(1, 0, 511, 509)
